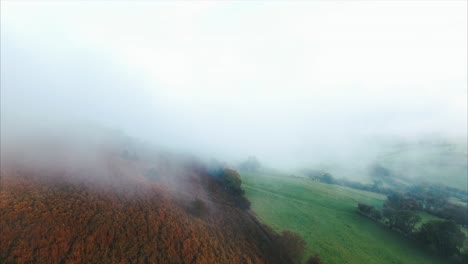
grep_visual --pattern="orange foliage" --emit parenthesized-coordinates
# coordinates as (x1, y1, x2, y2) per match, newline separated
(0, 162, 293, 264)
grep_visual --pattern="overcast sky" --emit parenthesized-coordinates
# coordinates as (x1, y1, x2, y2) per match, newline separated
(1, 1, 467, 167)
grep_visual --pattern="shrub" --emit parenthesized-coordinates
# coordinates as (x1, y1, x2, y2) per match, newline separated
(276, 230, 306, 263)
(357, 203, 382, 221)
(306, 254, 324, 264)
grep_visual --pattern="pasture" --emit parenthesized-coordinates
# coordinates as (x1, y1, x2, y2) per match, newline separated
(242, 171, 447, 264)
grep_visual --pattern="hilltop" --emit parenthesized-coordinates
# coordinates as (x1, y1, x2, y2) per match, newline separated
(0, 134, 295, 264)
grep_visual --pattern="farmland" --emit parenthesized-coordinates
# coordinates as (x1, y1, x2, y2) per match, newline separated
(242, 171, 448, 264)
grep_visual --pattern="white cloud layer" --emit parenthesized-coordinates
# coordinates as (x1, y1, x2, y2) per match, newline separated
(1, 1, 467, 167)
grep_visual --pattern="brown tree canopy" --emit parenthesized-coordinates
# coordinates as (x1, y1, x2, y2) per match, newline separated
(0, 148, 295, 264)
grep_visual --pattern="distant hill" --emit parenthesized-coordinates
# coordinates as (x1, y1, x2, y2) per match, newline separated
(0, 137, 292, 264)
(309, 137, 467, 192)
(375, 138, 468, 191)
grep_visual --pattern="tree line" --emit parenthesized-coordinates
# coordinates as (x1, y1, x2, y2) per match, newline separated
(357, 194, 467, 263)
(305, 168, 468, 227)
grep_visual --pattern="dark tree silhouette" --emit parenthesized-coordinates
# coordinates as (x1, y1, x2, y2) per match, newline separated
(417, 220, 466, 256)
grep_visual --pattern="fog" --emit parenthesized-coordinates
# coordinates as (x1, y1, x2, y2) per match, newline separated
(1, 1, 467, 175)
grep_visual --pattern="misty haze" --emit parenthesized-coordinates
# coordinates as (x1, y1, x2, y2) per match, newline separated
(1, 1, 467, 264)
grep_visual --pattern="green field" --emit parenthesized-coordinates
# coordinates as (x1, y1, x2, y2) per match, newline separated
(242, 171, 449, 264)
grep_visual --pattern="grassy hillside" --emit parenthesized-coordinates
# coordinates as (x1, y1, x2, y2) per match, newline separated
(242, 171, 448, 264)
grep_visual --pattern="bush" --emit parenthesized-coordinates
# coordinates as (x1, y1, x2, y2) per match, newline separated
(306, 254, 324, 264)
(276, 230, 306, 263)
(357, 203, 382, 221)
(210, 167, 251, 209)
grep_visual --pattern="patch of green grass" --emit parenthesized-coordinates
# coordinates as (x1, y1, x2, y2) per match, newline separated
(416, 211, 442, 227)
(448, 197, 467, 207)
(242, 172, 448, 264)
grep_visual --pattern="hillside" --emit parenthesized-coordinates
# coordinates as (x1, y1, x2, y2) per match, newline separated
(242, 171, 449, 264)
(0, 140, 292, 264)
(309, 138, 468, 192)
(376, 139, 468, 190)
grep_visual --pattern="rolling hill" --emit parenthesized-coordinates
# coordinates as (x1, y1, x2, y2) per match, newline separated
(242, 171, 450, 264)
(0, 138, 293, 264)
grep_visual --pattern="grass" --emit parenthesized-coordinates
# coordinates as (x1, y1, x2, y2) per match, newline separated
(448, 197, 467, 207)
(242, 171, 449, 264)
